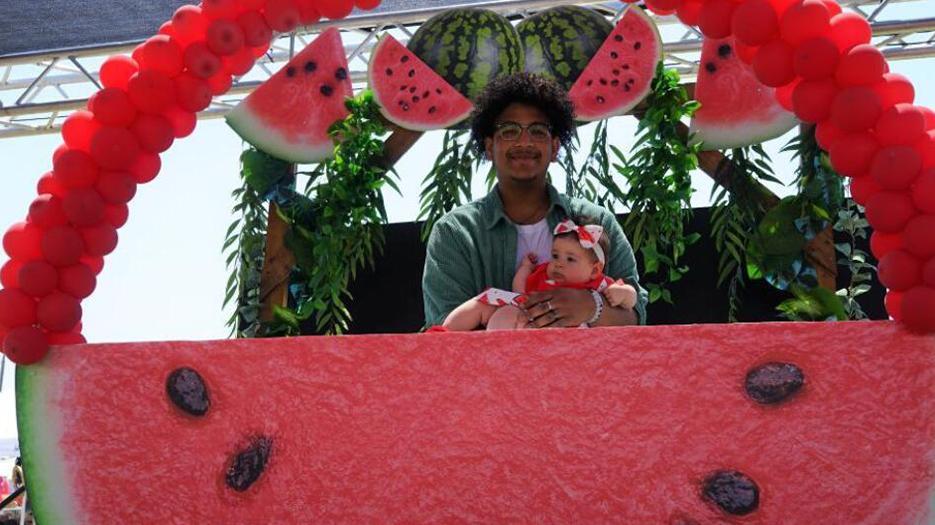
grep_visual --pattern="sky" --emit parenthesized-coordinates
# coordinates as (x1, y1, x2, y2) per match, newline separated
(0, 2, 932, 440)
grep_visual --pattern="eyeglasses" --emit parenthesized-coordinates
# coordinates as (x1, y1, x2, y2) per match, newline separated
(494, 122, 552, 142)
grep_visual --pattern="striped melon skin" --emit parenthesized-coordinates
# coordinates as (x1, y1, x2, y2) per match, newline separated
(406, 8, 523, 101)
(517, 6, 614, 91)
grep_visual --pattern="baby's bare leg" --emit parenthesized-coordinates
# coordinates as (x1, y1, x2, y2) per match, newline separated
(443, 300, 500, 331)
(486, 305, 530, 331)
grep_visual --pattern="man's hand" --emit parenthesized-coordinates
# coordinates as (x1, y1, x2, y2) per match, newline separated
(521, 288, 595, 328)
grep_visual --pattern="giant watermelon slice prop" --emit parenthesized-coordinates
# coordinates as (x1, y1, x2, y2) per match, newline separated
(690, 37, 798, 150)
(226, 28, 353, 164)
(368, 35, 474, 131)
(568, 6, 662, 122)
(16, 322, 935, 523)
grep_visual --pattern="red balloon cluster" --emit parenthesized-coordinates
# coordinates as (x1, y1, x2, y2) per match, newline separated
(0, 0, 378, 365)
(632, 0, 935, 332)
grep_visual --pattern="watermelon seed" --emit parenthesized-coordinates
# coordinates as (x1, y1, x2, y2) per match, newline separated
(600, 78, 607, 86)
(623, 64, 630, 70)
(624, 85, 631, 92)
(587, 80, 594, 87)
(165, 367, 210, 417)
(610, 51, 619, 59)
(611, 79, 620, 87)
(386, 68, 394, 76)
(613, 69, 620, 76)
(225, 436, 272, 492)
(718, 44, 732, 58)
(285, 67, 296, 78)
(423, 90, 430, 98)
(596, 96, 605, 104)
(614, 35, 623, 42)
(400, 85, 407, 91)
(409, 86, 416, 94)
(701, 470, 759, 516)
(412, 96, 420, 103)
(435, 88, 442, 95)
(634, 41, 642, 50)
(402, 103, 410, 111)
(705, 62, 717, 74)
(304, 61, 317, 73)
(429, 106, 437, 114)
(335, 67, 347, 80)
(408, 69, 416, 78)
(744, 362, 804, 404)
(401, 55, 410, 63)
(320, 84, 334, 96)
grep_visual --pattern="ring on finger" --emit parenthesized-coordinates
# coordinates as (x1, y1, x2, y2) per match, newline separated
(546, 300, 554, 312)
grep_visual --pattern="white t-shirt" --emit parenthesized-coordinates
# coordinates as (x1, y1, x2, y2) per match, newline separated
(514, 219, 552, 271)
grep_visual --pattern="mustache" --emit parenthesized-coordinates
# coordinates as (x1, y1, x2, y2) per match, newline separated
(506, 147, 541, 159)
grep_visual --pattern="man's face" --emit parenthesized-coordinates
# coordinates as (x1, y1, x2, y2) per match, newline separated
(484, 103, 560, 185)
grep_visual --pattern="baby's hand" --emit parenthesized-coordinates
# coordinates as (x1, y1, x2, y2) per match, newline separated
(604, 280, 637, 309)
(520, 252, 537, 269)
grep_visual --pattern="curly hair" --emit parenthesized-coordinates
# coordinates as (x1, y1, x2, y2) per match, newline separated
(470, 72, 576, 156)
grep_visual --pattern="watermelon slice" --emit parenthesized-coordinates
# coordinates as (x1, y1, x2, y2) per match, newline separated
(368, 35, 473, 131)
(16, 322, 935, 523)
(226, 28, 352, 164)
(568, 6, 662, 122)
(690, 37, 798, 150)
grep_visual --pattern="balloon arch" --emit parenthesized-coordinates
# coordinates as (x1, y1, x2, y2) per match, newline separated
(1, 0, 934, 364)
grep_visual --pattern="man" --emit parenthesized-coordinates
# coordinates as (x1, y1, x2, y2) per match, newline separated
(422, 73, 647, 328)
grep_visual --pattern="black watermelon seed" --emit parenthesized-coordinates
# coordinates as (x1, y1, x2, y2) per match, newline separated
(412, 96, 420, 103)
(610, 51, 619, 59)
(624, 84, 631, 92)
(705, 62, 717, 74)
(614, 35, 623, 42)
(408, 69, 416, 78)
(600, 78, 608, 86)
(285, 66, 296, 77)
(401, 55, 410, 63)
(611, 79, 620, 87)
(428, 106, 437, 114)
(587, 80, 594, 87)
(745, 362, 805, 404)
(335, 67, 347, 80)
(718, 44, 732, 58)
(613, 69, 620, 76)
(423, 90, 430, 98)
(166, 367, 210, 417)
(304, 61, 317, 73)
(596, 96, 605, 104)
(623, 64, 631, 70)
(409, 86, 416, 93)
(435, 88, 442, 95)
(225, 436, 272, 492)
(385, 67, 393, 76)
(634, 41, 642, 50)
(702, 470, 759, 516)
(320, 84, 334, 96)
(400, 84, 407, 91)
(402, 102, 410, 111)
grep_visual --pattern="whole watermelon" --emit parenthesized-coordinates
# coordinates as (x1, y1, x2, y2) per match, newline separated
(517, 6, 614, 91)
(406, 8, 523, 101)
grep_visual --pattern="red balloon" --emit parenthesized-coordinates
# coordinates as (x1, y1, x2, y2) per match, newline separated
(37, 292, 82, 332)
(901, 286, 935, 333)
(920, 107, 935, 131)
(916, 131, 935, 168)
(876, 104, 926, 146)
(59, 264, 97, 299)
(172, 5, 209, 44)
(265, 0, 302, 32)
(903, 215, 935, 258)
(317, 0, 355, 19)
(37, 171, 66, 198)
(698, 0, 736, 39)
(864, 191, 916, 233)
(912, 167, 935, 213)
(828, 12, 871, 52)
(251, 44, 270, 59)
(206, 19, 245, 56)
(61, 110, 102, 152)
(201, 0, 241, 19)
(184, 42, 223, 79)
(62, 187, 106, 226)
(780, 0, 830, 46)
(3, 327, 49, 365)
(752, 39, 795, 87)
(835, 44, 886, 86)
(175, 73, 213, 112)
(18, 260, 58, 297)
(3, 222, 43, 261)
(54, 148, 99, 188)
(88, 88, 138, 127)
(28, 194, 68, 228)
(127, 70, 177, 115)
(100, 55, 139, 90)
(815, 120, 843, 150)
(104, 203, 130, 229)
(830, 86, 882, 133)
(164, 105, 198, 138)
(53, 144, 69, 164)
(221, 46, 257, 76)
(871, 73, 915, 108)
(90, 127, 142, 170)
(924, 257, 935, 286)
(129, 152, 162, 184)
(849, 174, 881, 204)
(793, 37, 839, 80)
(0, 260, 23, 289)
(870, 145, 921, 190)
(355, 0, 380, 8)
(731, 0, 779, 46)
(80, 223, 119, 257)
(870, 231, 903, 259)
(206, 70, 233, 96)
(819, 0, 841, 16)
(237, 11, 273, 48)
(734, 40, 759, 65)
(791, 78, 835, 123)
(130, 114, 175, 154)
(41, 226, 85, 267)
(80, 255, 105, 276)
(134, 35, 184, 77)
(878, 250, 922, 291)
(0, 289, 37, 328)
(775, 78, 798, 112)
(828, 131, 878, 177)
(47, 331, 87, 345)
(295, 0, 322, 25)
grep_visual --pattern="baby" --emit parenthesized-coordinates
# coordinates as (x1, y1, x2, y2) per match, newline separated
(443, 218, 638, 330)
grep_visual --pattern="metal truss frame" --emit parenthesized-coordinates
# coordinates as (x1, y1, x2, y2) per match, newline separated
(0, 0, 932, 140)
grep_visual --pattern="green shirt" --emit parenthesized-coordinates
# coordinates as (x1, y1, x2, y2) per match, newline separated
(422, 184, 648, 327)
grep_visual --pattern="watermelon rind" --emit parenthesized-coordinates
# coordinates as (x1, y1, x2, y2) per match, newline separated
(17, 362, 76, 525)
(689, 111, 799, 151)
(226, 107, 335, 164)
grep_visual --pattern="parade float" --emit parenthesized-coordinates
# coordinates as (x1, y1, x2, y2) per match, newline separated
(1, 0, 934, 522)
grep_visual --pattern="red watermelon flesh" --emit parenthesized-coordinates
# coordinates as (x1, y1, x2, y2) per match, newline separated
(690, 37, 798, 150)
(568, 6, 662, 122)
(16, 322, 935, 523)
(225, 28, 352, 163)
(368, 35, 473, 131)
